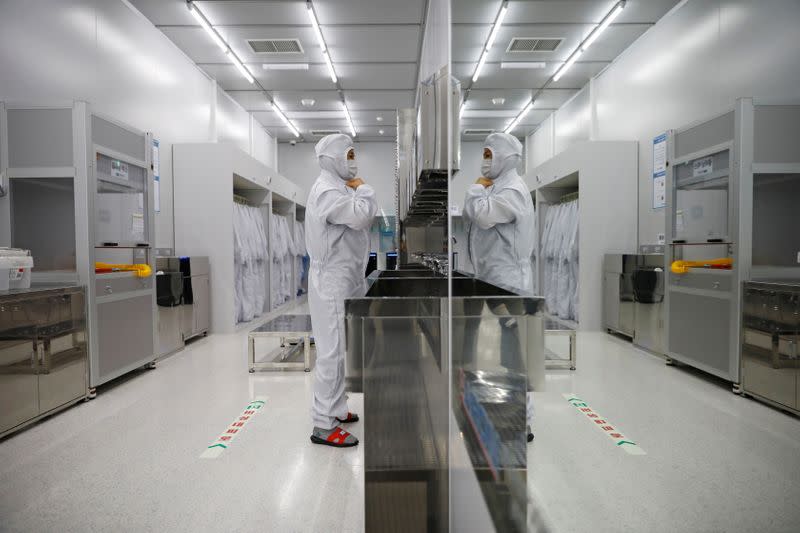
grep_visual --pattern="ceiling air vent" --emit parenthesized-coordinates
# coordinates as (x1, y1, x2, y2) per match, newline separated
(248, 39, 304, 54)
(310, 129, 342, 136)
(463, 129, 495, 136)
(507, 38, 562, 53)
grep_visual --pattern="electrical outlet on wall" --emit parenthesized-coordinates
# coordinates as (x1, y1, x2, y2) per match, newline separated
(658, 233, 666, 245)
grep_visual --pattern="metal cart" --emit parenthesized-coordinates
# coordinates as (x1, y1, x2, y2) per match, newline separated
(248, 314, 313, 373)
(544, 317, 577, 370)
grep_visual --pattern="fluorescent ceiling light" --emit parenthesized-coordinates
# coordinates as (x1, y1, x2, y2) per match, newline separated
(485, 4, 508, 50)
(470, 1, 508, 84)
(341, 101, 356, 137)
(306, 3, 326, 52)
(582, 1, 625, 51)
(553, 49, 582, 82)
(262, 63, 309, 70)
(322, 51, 337, 83)
(271, 103, 300, 138)
(188, 2, 227, 53)
(230, 54, 254, 84)
(472, 50, 489, 82)
(504, 100, 534, 133)
(500, 62, 546, 69)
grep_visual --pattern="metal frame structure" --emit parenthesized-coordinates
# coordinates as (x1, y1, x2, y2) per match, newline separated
(248, 314, 313, 373)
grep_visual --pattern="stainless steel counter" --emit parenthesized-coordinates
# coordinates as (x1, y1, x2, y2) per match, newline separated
(1, 284, 88, 438)
(346, 271, 545, 533)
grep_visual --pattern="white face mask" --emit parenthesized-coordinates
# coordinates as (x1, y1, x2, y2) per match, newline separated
(481, 158, 493, 179)
(347, 159, 358, 179)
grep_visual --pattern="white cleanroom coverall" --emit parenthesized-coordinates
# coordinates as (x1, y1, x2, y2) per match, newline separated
(463, 132, 537, 429)
(464, 132, 535, 294)
(306, 134, 378, 430)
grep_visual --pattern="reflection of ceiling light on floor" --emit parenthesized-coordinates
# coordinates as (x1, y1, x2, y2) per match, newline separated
(376, 116, 383, 122)
(492, 97, 506, 105)
(379, 129, 385, 135)
(300, 99, 316, 107)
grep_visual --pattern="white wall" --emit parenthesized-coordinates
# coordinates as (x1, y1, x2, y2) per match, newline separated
(526, 0, 800, 246)
(0, 0, 279, 250)
(278, 141, 397, 213)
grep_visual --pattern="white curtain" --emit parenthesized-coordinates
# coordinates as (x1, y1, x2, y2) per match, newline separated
(270, 214, 297, 309)
(540, 199, 579, 322)
(234, 203, 268, 324)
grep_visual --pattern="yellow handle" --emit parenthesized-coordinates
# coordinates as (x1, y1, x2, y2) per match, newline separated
(95, 262, 153, 278)
(671, 258, 732, 274)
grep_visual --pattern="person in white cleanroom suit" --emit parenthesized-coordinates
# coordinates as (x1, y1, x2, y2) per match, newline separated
(306, 133, 378, 448)
(463, 132, 537, 443)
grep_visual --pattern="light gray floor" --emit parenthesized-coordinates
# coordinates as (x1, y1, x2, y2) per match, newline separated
(530, 332, 800, 533)
(1, 304, 799, 532)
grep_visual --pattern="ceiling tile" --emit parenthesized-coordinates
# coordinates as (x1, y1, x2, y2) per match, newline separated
(270, 90, 343, 111)
(313, 0, 425, 24)
(463, 89, 536, 111)
(323, 26, 421, 62)
(531, 89, 581, 109)
(195, 1, 308, 25)
(251, 63, 338, 90)
(159, 26, 231, 64)
(344, 90, 415, 110)
(336, 63, 418, 90)
(129, 0, 199, 25)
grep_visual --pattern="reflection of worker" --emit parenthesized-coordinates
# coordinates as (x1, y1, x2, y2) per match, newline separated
(306, 134, 378, 448)
(463, 132, 536, 442)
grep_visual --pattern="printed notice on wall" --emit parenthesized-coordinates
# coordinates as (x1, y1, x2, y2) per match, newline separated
(652, 133, 667, 209)
(153, 139, 161, 213)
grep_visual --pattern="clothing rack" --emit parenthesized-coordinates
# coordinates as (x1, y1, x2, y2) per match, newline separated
(233, 193, 257, 207)
(559, 191, 579, 204)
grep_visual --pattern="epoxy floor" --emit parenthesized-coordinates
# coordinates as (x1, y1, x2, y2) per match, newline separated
(1, 301, 799, 532)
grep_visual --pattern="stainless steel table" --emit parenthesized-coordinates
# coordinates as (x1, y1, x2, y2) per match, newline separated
(544, 317, 577, 371)
(248, 315, 313, 373)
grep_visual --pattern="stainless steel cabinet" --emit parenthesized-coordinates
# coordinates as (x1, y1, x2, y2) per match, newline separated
(180, 256, 210, 341)
(0, 286, 88, 438)
(603, 254, 636, 337)
(741, 281, 800, 415)
(633, 255, 665, 354)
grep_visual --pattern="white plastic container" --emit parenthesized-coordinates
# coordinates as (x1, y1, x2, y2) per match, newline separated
(0, 249, 33, 290)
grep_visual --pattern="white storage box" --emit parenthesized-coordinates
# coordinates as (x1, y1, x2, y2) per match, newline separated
(0, 249, 33, 290)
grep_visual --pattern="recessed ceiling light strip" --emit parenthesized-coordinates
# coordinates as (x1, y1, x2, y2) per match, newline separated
(187, 1, 302, 139)
(307, 0, 356, 137)
(470, 0, 508, 83)
(463, 0, 508, 115)
(341, 101, 356, 137)
(271, 102, 301, 138)
(505, 0, 626, 133)
(187, 1, 253, 84)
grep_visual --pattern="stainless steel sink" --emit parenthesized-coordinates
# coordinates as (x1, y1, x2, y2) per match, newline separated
(346, 271, 545, 532)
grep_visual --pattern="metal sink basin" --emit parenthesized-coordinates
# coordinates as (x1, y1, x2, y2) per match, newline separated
(346, 271, 545, 533)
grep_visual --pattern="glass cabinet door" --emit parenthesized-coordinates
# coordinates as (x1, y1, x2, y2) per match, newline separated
(672, 149, 730, 243)
(94, 152, 148, 247)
